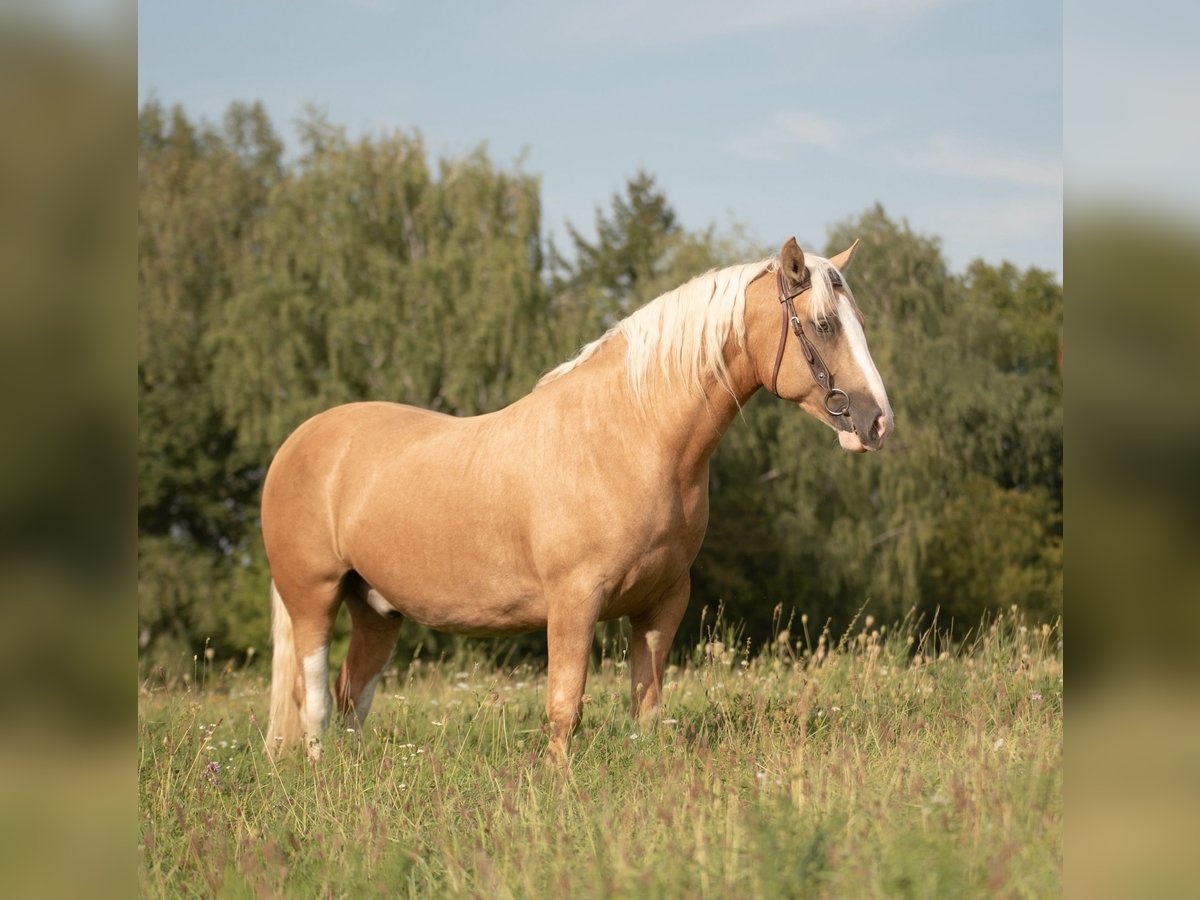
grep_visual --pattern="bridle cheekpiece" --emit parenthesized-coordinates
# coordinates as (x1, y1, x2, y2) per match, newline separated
(769, 267, 851, 419)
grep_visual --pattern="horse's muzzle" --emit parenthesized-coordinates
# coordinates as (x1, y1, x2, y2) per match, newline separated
(843, 396, 890, 451)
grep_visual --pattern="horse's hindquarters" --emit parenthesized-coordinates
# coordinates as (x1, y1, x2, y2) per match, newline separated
(264, 401, 553, 637)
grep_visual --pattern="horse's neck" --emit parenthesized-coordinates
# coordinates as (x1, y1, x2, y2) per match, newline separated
(544, 335, 759, 480)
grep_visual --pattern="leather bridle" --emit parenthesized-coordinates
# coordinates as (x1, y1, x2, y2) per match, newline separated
(769, 268, 851, 418)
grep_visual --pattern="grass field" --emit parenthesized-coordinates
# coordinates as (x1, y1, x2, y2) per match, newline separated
(138, 611, 1062, 898)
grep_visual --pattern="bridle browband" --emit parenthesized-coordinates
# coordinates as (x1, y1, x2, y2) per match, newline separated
(769, 268, 851, 418)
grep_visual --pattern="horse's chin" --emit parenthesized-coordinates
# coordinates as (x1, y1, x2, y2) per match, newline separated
(838, 430, 869, 453)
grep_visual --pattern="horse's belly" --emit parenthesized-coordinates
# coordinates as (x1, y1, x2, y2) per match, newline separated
(400, 593, 547, 636)
(359, 568, 547, 636)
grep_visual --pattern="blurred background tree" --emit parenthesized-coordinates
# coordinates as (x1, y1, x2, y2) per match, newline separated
(138, 102, 1061, 673)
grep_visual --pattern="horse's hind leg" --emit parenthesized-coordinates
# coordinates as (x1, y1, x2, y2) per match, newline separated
(335, 578, 402, 729)
(276, 575, 342, 759)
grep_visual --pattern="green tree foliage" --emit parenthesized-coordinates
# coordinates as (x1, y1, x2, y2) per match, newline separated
(138, 104, 1061, 669)
(206, 111, 545, 458)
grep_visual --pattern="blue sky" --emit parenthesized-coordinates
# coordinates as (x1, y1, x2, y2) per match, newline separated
(139, 0, 1061, 275)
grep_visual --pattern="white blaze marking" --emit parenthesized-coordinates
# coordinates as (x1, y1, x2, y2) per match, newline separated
(837, 295, 892, 419)
(302, 647, 331, 737)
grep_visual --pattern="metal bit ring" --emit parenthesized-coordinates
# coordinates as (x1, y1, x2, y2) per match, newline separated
(824, 388, 850, 417)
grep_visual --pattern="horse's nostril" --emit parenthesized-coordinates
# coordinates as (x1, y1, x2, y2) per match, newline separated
(870, 414, 886, 442)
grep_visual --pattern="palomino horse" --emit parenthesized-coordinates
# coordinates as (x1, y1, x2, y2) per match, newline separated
(263, 237, 892, 759)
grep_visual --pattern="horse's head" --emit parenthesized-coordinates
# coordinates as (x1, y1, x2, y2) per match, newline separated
(752, 237, 893, 452)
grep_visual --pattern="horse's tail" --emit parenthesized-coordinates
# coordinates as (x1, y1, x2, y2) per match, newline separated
(265, 580, 303, 755)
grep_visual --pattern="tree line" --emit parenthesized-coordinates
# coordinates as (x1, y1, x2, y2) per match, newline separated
(138, 100, 1061, 670)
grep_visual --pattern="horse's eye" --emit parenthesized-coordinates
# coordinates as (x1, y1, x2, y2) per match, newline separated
(816, 318, 834, 335)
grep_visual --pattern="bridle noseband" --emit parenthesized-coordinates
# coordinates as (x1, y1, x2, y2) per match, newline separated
(769, 268, 851, 419)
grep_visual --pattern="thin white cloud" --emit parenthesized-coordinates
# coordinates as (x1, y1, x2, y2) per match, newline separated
(543, 0, 962, 48)
(731, 111, 1060, 192)
(342, 0, 396, 14)
(895, 133, 1062, 190)
(916, 195, 1062, 244)
(335, 0, 962, 43)
(729, 109, 863, 162)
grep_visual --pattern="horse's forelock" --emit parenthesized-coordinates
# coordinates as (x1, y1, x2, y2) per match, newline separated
(802, 256, 847, 326)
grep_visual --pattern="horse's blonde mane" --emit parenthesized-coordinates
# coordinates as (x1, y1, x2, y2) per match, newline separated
(537, 253, 848, 402)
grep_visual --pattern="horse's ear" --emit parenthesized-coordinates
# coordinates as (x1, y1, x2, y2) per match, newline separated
(828, 238, 861, 272)
(780, 237, 806, 289)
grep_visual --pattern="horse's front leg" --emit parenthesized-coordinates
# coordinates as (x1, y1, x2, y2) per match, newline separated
(544, 586, 604, 763)
(630, 573, 690, 722)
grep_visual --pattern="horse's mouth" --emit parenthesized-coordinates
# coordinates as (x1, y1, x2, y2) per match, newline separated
(838, 430, 869, 453)
(832, 401, 889, 453)
(832, 411, 869, 452)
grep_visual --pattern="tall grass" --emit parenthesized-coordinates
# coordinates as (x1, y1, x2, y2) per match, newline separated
(138, 609, 1062, 897)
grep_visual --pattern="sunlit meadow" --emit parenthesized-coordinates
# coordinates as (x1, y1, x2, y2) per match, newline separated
(138, 610, 1062, 897)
